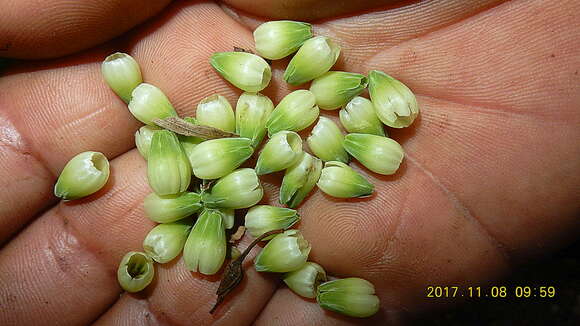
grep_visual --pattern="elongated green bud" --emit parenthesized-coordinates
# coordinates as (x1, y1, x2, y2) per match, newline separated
(254, 20, 313, 60)
(368, 70, 419, 128)
(143, 192, 202, 223)
(101, 52, 142, 103)
(135, 125, 160, 160)
(196, 94, 235, 132)
(339, 97, 385, 136)
(307, 117, 349, 163)
(183, 209, 226, 275)
(143, 218, 193, 263)
(236, 92, 274, 147)
(280, 152, 322, 208)
(254, 230, 310, 273)
(188, 137, 254, 179)
(128, 83, 178, 125)
(202, 168, 263, 209)
(147, 130, 191, 195)
(244, 205, 300, 240)
(284, 36, 341, 85)
(343, 133, 404, 175)
(317, 161, 374, 198)
(266, 90, 319, 136)
(284, 262, 327, 298)
(54, 151, 110, 200)
(117, 252, 154, 293)
(219, 208, 235, 229)
(317, 278, 380, 318)
(310, 71, 367, 110)
(210, 52, 272, 92)
(256, 131, 302, 175)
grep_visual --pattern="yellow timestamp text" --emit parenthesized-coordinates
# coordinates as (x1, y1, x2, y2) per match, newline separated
(426, 286, 556, 298)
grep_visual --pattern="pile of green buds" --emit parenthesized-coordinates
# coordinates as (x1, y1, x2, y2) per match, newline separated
(54, 20, 419, 319)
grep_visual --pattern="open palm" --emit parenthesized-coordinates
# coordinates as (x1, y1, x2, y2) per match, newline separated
(1, 0, 579, 324)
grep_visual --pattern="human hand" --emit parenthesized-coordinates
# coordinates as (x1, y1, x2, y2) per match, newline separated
(0, 0, 578, 324)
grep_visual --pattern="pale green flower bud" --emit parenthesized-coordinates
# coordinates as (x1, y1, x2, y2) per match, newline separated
(254, 20, 313, 60)
(196, 94, 235, 132)
(368, 70, 419, 128)
(254, 230, 311, 273)
(219, 208, 235, 229)
(210, 52, 272, 92)
(147, 130, 191, 195)
(339, 97, 385, 136)
(202, 168, 263, 209)
(307, 117, 349, 163)
(117, 251, 154, 293)
(266, 90, 319, 136)
(316, 278, 380, 318)
(283, 262, 327, 298)
(255, 131, 302, 175)
(280, 152, 322, 208)
(54, 151, 110, 200)
(236, 92, 274, 147)
(317, 161, 374, 198)
(188, 138, 254, 179)
(143, 218, 193, 263)
(310, 71, 367, 110)
(101, 52, 142, 103)
(244, 205, 300, 240)
(284, 36, 341, 85)
(128, 83, 178, 125)
(183, 209, 226, 275)
(135, 125, 160, 160)
(343, 133, 404, 175)
(143, 192, 202, 223)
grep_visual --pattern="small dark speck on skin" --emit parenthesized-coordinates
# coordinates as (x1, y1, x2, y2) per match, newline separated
(575, 71, 578, 75)
(551, 54, 556, 58)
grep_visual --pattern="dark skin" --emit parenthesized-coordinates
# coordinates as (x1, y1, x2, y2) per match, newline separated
(0, 0, 579, 325)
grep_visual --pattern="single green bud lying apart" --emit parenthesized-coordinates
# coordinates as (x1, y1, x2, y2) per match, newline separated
(280, 152, 322, 208)
(147, 130, 191, 195)
(188, 137, 254, 180)
(316, 278, 380, 318)
(54, 151, 110, 200)
(368, 70, 419, 128)
(256, 131, 303, 175)
(307, 117, 349, 163)
(202, 168, 264, 209)
(143, 192, 202, 223)
(143, 218, 193, 263)
(283, 262, 327, 298)
(310, 71, 368, 110)
(117, 251, 154, 293)
(210, 52, 272, 92)
(253, 20, 313, 60)
(266, 90, 319, 136)
(236, 92, 274, 147)
(219, 208, 236, 229)
(183, 209, 226, 275)
(196, 94, 235, 132)
(317, 161, 374, 198)
(254, 230, 311, 273)
(135, 125, 161, 160)
(339, 96, 386, 136)
(128, 83, 178, 125)
(284, 36, 341, 85)
(101, 52, 143, 103)
(343, 133, 404, 175)
(244, 205, 300, 240)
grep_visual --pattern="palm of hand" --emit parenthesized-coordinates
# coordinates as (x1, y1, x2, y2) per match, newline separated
(0, 0, 578, 325)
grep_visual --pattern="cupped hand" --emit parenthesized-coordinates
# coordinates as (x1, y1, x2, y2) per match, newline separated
(0, 0, 579, 324)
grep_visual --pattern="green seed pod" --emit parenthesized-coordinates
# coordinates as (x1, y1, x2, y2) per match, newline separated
(317, 161, 374, 198)
(266, 90, 319, 136)
(128, 83, 178, 125)
(310, 71, 368, 110)
(368, 70, 419, 128)
(279, 152, 322, 208)
(254, 20, 313, 60)
(255, 131, 303, 175)
(142, 218, 193, 263)
(236, 92, 274, 147)
(183, 209, 226, 275)
(202, 168, 264, 209)
(244, 205, 300, 240)
(135, 125, 161, 160)
(316, 278, 380, 318)
(307, 117, 349, 163)
(284, 36, 341, 85)
(283, 262, 327, 298)
(210, 52, 272, 92)
(101, 52, 142, 103)
(343, 133, 404, 175)
(143, 192, 202, 223)
(339, 97, 385, 136)
(188, 137, 254, 180)
(196, 94, 236, 132)
(254, 229, 311, 273)
(117, 251, 154, 293)
(147, 130, 191, 195)
(54, 151, 110, 200)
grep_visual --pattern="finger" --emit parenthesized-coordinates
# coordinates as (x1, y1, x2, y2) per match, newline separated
(0, 0, 172, 59)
